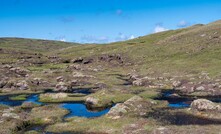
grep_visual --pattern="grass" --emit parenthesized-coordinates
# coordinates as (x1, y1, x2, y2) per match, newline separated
(46, 116, 138, 134)
(9, 94, 29, 101)
(39, 93, 86, 103)
(1, 20, 221, 134)
(28, 105, 69, 125)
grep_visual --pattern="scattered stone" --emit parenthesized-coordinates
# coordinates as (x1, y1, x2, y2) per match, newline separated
(56, 76, 65, 82)
(72, 57, 83, 63)
(16, 80, 29, 90)
(195, 86, 205, 91)
(172, 81, 182, 88)
(21, 102, 40, 108)
(9, 67, 29, 77)
(107, 96, 155, 119)
(2, 112, 20, 119)
(190, 99, 221, 112)
(85, 97, 99, 106)
(43, 93, 68, 99)
(55, 82, 69, 92)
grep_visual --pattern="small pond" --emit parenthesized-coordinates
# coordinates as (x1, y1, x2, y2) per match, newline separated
(160, 90, 221, 108)
(0, 94, 111, 118)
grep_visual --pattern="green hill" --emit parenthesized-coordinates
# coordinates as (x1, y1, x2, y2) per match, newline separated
(1, 20, 221, 77)
(53, 20, 221, 77)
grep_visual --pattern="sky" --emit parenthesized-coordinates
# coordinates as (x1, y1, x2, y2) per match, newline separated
(0, 0, 221, 43)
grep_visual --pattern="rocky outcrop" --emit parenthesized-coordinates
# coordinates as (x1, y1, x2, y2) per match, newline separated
(85, 97, 99, 106)
(9, 67, 29, 77)
(107, 96, 156, 119)
(55, 82, 70, 92)
(0, 80, 29, 90)
(190, 99, 221, 112)
(15, 80, 29, 90)
(72, 72, 95, 78)
(2, 108, 20, 119)
(56, 76, 65, 82)
(174, 80, 221, 95)
(98, 54, 124, 64)
(42, 93, 68, 99)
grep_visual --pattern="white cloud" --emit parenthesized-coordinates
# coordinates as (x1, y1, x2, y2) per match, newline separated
(129, 35, 135, 40)
(154, 25, 169, 33)
(115, 33, 136, 41)
(59, 38, 66, 42)
(55, 36, 66, 42)
(177, 20, 190, 27)
(79, 33, 136, 43)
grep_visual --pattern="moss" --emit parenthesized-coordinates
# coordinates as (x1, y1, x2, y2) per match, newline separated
(10, 94, 29, 101)
(39, 93, 86, 103)
(28, 105, 69, 125)
(24, 130, 40, 134)
(46, 116, 137, 133)
(87, 90, 134, 108)
(138, 89, 160, 99)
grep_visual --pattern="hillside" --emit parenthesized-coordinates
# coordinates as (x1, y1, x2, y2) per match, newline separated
(54, 20, 221, 77)
(0, 20, 221, 134)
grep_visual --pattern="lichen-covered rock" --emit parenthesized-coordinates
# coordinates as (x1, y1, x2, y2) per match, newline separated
(56, 76, 65, 82)
(16, 80, 29, 90)
(190, 99, 221, 111)
(85, 97, 99, 106)
(55, 82, 69, 92)
(42, 93, 68, 99)
(0, 79, 7, 88)
(2, 108, 20, 119)
(9, 67, 29, 77)
(21, 102, 40, 109)
(172, 81, 182, 88)
(72, 72, 95, 79)
(132, 79, 145, 86)
(107, 96, 156, 119)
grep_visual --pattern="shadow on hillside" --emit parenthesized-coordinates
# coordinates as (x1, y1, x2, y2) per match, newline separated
(145, 107, 221, 125)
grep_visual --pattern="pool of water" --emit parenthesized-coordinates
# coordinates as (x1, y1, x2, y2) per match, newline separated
(61, 103, 110, 118)
(0, 94, 111, 118)
(159, 91, 191, 108)
(0, 95, 24, 106)
(160, 90, 221, 108)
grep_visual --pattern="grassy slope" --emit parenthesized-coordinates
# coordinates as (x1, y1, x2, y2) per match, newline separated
(54, 20, 221, 77)
(1, 20, 221, 77)
(0, 37, 77, 52)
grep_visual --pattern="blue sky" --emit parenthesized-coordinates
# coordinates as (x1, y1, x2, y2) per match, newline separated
(0, 0, 221, 43)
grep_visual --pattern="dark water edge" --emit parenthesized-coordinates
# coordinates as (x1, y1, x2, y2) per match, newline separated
(158, 89, 221, 108)
(0, 91, 112, 133)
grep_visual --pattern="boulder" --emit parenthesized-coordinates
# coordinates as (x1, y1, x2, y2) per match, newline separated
(0, 80, 7, 88)
(16, 81, 29, 90)
(190, 99, 221, 111)
(2, 112, 20, 119)
(56, 76, 65, 82)
(72, 57, 83, 63)
(31, 78, 42, 85)
(107, 96, 155, 119)
(85, 97, 99, 106)
(132, 78, 152, 87)
(72, 72, 95, 78)
(9, 67, 29, 77)
(55, 82, 69, 92)
(44, 93, 68, 99)
(132, 79, 144, 86)
(106, 103, 129, 119)
(195, 86, 206, 91)
(172, 81, 182, 88)
(21, 102, 40, 108)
